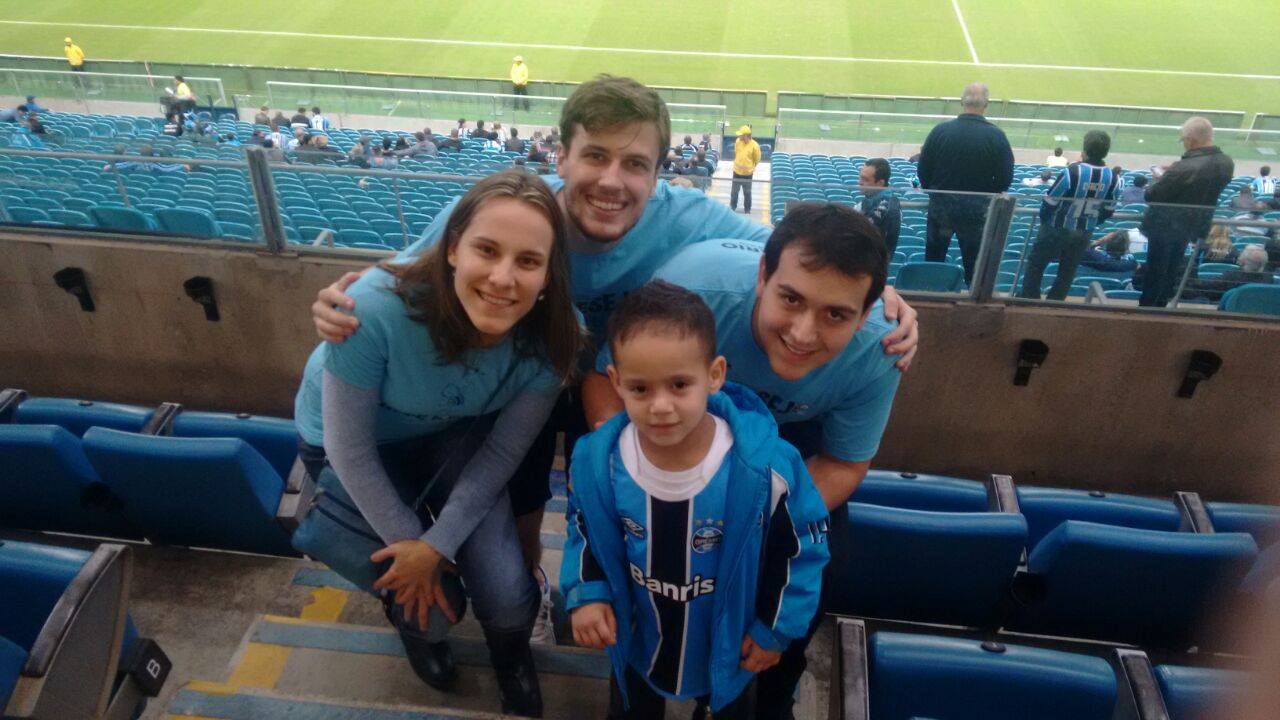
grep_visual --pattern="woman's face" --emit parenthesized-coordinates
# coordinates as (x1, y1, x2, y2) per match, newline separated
(447, 197, 555, 346)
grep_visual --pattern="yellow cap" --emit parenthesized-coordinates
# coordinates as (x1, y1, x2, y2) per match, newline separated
(65, 37, 73, 43)
(736, 125, 752, 136)
(514, 55, 523, 62)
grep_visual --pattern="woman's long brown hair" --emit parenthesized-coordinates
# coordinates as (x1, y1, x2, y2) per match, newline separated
(381, 170, 583, 383)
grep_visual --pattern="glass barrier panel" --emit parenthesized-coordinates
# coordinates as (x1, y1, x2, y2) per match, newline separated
(0, 145, 264, 247)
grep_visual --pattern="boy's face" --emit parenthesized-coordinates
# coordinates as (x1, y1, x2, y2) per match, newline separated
(753, 244, 873, 382)
(608, 327, 726, 450)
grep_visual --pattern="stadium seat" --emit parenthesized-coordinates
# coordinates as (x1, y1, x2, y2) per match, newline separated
(4, 207, 48, 223)
(0, 541, 144, 719)
(1205, 502, 1280, 546)
(867, 631, 1118, 720)
(156, 208, 223, 238)
(47, 209, 95, 227)
(1009, 521, 1258, 647)
(81, 428, 296, 556)
(853, 470, 989, 512)
(1154, 664, 1251, 720)
(1219, 284, 1280, 316)
(0, 424, 139, 538)
(90, 206, 155, 232)
(0, 636, 25, 712)
(171, 410, 298, 480)
(12, 396, 154, 437)
(1196, 263, 1238, 277)
(1016, 486, 1183, 548)
(829, 502, 1026, 626)
(894, 262, 965, 292)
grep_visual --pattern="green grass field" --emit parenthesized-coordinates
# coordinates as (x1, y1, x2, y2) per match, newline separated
(3, 1, 1280, 132)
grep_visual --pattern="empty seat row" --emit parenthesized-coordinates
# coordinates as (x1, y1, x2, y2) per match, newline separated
(0, 392, 301, 556)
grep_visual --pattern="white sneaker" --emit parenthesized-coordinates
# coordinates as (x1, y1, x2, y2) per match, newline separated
(529, 565, 556, 645)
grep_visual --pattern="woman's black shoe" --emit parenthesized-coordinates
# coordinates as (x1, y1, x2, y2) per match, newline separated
(483, 627, 543, 717)
(398, 631, 458, 691)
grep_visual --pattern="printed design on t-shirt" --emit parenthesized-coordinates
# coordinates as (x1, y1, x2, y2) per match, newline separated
(754, 389, 812, 416)
(440, 383, 465, 408)
(691, 517, 724, 554)
(621, 515, 646, 539)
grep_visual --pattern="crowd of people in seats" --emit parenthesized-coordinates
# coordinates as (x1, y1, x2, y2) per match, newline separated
(299, 74, 919, 719)
(0, 97, 50, 147)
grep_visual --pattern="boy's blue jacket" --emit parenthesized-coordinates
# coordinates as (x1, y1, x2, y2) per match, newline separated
(561, 382, 831, 710)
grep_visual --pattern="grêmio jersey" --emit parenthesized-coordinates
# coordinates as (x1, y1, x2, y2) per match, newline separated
(613, 417, 733, 699)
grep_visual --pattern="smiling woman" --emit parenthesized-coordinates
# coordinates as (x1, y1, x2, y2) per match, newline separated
(289, 170, 585, 717)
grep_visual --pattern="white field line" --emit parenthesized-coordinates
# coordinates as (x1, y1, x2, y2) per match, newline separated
(951, 0, 980, 64)
(4, 20, 1280, 81)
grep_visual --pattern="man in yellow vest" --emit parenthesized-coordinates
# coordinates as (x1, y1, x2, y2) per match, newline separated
(509, 55, 530, 111)
(730, 124, 761, 214)
(64, 37, 85, 72)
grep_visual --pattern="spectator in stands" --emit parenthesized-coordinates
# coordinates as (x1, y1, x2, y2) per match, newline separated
(730, 125, 761, 214)
(1120, 174, 1148, 204)
(679, 135, 697, 154)
(104, 144, 185, 174)
(1252, 166, 1276, 197)
(253, 106, 270, 125)
(270, 109, 288, 127)
(1181, 245, 1273, 302)
(1199, 225, 1239, 265)
(261, 138, 284, 162)
(346, 136, 372, 167)
(474, 120, 497, 142)
(1232, 186, 1264, 213)
(494, 122, 509, 142)
(295, 171, 583, 717)
(681, 151, 712, 191)
(310, 78, 921, 657)
(1080, 230, 1139, 274)
(1021, 169, 1054, 187)
(0, 104, 26, 123)
(526, 143, 548, 165)
(699, 133, 713, 153)
(667, 175, 695, 189)
(510, 56, 530, 110)
(661, 148, 681, 173)
(392, 136, 411, 155)
(220, 132, 241, 147)
(401, 130, 437, 157)
(63, 37, 85, 72)
(438, 128, 464, 152)
(288, 126, 307, 152)
(1045, 147, 1069, 167)
(24, 112, 46, 136)
(505, 127, 526, 153)
(857, 158, 902, 255)
(1018, 130, 1120, 301)
(918, 82, 1014, 284)
(290, 107, 310, 129)
(23, 96, 49, 114)
(295, 134, 341, 163)
(1138, 116, 1235, 306)
(267, 121, 289, 152)
(310, 107, 331, 131)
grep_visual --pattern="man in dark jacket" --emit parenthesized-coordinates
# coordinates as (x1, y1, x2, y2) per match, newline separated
(1138, 117, 1235, 307)
(917, 82, 1014, 284)
(858, 157, 902, 255)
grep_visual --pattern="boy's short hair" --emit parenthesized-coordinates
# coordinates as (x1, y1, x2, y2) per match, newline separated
(559, 75, 671, 165)
(763, 202, 889, 311)
(607, 280, 717, 362)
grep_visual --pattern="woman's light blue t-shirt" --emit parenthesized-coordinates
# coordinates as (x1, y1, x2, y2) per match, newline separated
(597, 240, 902, 462)
(397, 176, 769, 339)
(294, 268, 561, 447)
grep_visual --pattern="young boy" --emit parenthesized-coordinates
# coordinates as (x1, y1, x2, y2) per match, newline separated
(561, 281, 830, 719)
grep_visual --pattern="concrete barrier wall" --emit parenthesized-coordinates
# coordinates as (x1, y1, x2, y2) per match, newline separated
(3, 230, 1277, 502)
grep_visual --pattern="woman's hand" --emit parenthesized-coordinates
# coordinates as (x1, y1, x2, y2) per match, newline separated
(879, 286, 920, 371)
(313, 270, 367, 342)
(371, 540, 458, 629)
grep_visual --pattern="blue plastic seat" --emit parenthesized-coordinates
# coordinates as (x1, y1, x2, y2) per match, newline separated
(1219, 283, 1280, 316)
(156, 207, 223, 238)
(868, 631, 1118, 720)
(82, 428, 295, 555)
(1106, 289, 1142, 300)
(1016, 486, 1183, 548)
(1206, 502, 1280, 546)
(830, 503, 1026, 626)
(90, 206, 155, 232)
(337, 228, 385, 246)
(0, 425, 139, 537)
(894, 261, 965, 292)
(0, 636, 25, 711)
(1154, 664, 1251, 720)
(853, 470, 989, 512)
(13, 397, 153, 437)
(47, 209, 95, 227)
(5, 207, 48, 223)
(171, 411, 298, 480)
(1010, 521, 1258, 647)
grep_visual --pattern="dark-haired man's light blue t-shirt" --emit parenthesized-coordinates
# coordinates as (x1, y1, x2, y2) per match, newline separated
(293, 268, 561, 447)
(597, 240, 902, 462)
(397, 177, 769, 339)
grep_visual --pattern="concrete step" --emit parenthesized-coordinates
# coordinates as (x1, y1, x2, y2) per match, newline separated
(168, 684, 505, 719)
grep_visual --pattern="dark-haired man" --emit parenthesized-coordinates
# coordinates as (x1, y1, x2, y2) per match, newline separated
(1018, 130, 1121, 300)
(310, 76, 918, 666)
(583, 203, 901, 720)
(858, 158, 902, 255)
